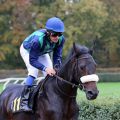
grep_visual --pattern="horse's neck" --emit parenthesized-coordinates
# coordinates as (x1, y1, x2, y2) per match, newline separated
(56, 62, 77, 97)
(59, 60, 74, 81)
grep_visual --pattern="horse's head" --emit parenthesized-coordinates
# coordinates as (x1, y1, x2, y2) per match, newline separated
(71, 43, 99, 100)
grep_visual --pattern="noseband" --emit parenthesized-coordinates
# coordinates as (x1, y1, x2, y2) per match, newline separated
(54, 54, 96, 98)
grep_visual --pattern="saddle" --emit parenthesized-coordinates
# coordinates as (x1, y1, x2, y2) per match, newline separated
(11, 79, 45, 113)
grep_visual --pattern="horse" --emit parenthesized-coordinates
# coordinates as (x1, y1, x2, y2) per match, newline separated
(0, 43, 99, 120)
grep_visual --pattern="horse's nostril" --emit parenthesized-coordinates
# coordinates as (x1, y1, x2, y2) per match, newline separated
(87, 90, 98, 96)
(87, 91, 93, 95)
(86, 90, 99, 100)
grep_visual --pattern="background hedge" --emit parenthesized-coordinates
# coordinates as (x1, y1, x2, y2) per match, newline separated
(98, 72, 120, 82)
(78, 102, 120, 120)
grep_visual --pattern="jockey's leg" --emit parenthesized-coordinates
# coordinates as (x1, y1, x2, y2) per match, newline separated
(19, 45, 52, 112)
(19, 44, 38, 112)
(20, 54, 53, 112)
(20, 75, 35, 112)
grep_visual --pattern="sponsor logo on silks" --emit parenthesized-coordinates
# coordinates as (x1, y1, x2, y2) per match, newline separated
(12, 97, 21, 112)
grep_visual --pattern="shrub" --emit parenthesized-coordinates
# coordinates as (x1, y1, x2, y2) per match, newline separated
(78, 102, 120, 120)
(97, 72, 120, 82)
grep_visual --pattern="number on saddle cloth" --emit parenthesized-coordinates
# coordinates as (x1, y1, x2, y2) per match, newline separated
(11, 97, 21, 112)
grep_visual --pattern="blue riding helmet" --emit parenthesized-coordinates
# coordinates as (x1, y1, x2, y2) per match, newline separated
(45, 17, 64, 32)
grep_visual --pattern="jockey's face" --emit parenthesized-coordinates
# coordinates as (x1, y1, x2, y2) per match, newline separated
(50, 35, 59, 43)
(49, 32, 62, 43)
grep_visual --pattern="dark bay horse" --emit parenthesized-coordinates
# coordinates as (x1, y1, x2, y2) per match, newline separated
(0, 43, 99, 120)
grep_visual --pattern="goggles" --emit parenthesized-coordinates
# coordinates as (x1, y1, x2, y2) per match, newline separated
(50, 32, 62, 37)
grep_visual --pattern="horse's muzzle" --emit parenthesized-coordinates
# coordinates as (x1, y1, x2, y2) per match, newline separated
(86, 90, 99, 100)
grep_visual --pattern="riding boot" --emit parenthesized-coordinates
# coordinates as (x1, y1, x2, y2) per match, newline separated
(20, 85, 33, 112)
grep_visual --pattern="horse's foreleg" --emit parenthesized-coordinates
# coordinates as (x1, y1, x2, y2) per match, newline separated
(68, 103, 79, 120)
(66, 111, 79, 120)
(69, 114, 79, 120)
(40, 111, 62, 120)
(50, 113, 62, 120)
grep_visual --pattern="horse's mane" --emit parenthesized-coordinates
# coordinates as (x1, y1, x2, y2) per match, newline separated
(58, 44, 90, 76)
(68, 44, 89, 58)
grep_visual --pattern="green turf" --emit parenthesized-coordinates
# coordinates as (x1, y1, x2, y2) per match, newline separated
(77, 82, 120, 105)
(0, 84, 3, 92)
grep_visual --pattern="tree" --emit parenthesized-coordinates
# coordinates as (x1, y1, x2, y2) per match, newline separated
(62, 0, 108, 58)
(0, 0, 120, 68)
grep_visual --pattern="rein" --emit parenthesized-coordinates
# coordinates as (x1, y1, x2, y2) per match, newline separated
(55, 74, 84, 98)
(54, 54, 94, 98)
(54, 74, 80, 88)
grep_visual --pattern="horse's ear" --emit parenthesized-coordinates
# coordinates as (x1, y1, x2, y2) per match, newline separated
(73, 42, 77, 53)
(90, 36, 97, 55)
(89, 49, 93, 55)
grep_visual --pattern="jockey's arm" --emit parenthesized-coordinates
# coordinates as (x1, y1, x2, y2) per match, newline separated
(53, 37, 65, 69)
(29, 39, 46, 71)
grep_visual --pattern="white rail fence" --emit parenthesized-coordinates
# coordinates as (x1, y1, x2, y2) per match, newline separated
(0, 77, 44, 90)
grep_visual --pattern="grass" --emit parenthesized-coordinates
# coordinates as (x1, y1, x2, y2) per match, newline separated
(77, 82, 120, 105)
(0, 84, 3, 92)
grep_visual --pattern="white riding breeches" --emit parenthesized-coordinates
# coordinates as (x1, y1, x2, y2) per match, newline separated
(20, 44, 53, 78)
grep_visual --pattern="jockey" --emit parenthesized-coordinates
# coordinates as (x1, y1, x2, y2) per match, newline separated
(19, 17, 65, 112)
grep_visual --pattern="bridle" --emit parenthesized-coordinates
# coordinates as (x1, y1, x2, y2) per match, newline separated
(54, 53, 96, 98)
(55, 74, 84, 98)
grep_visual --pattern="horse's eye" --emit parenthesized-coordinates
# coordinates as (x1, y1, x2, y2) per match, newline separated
(80, 65, 85, 70)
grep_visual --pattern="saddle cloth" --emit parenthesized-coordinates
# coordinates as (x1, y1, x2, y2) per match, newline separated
(11, 97, 21, 112)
